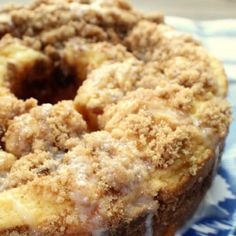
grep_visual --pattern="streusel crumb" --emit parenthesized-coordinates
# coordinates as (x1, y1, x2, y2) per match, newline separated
(0, 0, 231, 235)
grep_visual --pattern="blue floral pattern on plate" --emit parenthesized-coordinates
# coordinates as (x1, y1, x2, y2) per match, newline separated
(165, 17, 236, 236)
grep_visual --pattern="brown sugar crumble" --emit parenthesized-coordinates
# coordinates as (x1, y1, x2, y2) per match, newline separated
(0, 0, 231, 235)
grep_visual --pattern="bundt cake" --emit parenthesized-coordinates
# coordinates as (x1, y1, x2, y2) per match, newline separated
(0, 0, 232, 235)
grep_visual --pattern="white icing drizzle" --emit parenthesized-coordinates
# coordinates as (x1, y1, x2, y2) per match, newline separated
(0, 13, 12, 25)
(53, 151, 65, 161)
(215, 144, 220, 158)
(212, 144, 221, 175)
(92, 228, 109, 236)
(69, 0, 118, 21)
(201, 127, 220, 149)
(69, 1, 102, 16)
(8, 195, 36, 226)
(145, 212, 154, 236)
(191, 115, 219, 150)
(29, 229, 42, 236)
(0, 172, 7, 192)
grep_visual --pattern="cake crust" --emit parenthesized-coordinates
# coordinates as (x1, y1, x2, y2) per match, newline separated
(0, 0, 232, 235)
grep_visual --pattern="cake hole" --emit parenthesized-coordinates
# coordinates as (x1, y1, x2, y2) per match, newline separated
(8, 60, 82, 105)
(7, 55, 101, 132)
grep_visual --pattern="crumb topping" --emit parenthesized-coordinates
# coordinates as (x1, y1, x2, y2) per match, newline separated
(0, 0, 231, 235)
(0, 88, 37, 142)
(196, 98, 232, 138)
(4, 101, 87, 157)
(99, 88, 207, 169)
(125, 20, 226, 97)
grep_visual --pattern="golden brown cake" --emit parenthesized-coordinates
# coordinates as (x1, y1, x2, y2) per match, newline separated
(0, 0, 232, 235)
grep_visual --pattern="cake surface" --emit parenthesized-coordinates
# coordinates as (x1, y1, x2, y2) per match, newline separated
(0, 0, 232, 235)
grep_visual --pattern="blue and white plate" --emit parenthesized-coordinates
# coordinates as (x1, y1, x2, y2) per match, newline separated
(165, 17, 236, 236)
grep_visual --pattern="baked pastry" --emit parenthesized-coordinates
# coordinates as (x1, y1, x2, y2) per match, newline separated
(0, 0, 232, 235)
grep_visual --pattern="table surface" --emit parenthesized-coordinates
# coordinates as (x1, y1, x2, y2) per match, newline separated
(0, 0, 236, 20)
